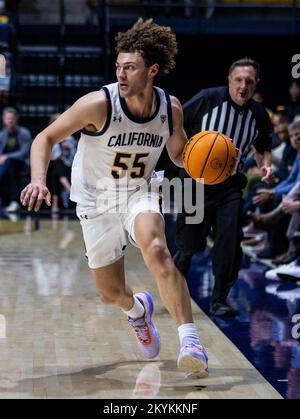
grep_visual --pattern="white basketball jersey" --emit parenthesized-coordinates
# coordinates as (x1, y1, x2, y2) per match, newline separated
(70, 82, 173, 206)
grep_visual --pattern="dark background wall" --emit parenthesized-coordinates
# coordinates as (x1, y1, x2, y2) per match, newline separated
(108, 32, 299, 109)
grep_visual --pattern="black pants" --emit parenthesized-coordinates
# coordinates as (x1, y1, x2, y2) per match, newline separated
(47, 159, 71, 195)
(175, 173, 247, 305)
(0, 158, 26, 202)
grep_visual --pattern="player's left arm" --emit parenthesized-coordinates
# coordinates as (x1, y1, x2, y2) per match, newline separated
(165, 96, 188, 168)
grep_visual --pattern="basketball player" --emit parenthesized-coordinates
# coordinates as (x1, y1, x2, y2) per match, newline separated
(174, 58, 273, 317)
(20, 19, 209, 378)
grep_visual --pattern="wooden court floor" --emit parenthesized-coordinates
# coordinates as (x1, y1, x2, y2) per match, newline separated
(0, 218, 282, 399)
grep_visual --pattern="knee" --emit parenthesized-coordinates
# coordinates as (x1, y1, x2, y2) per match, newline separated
(144, 238, 172, 274)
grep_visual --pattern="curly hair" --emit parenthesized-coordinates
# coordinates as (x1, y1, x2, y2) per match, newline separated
(115, 18, 178, 76)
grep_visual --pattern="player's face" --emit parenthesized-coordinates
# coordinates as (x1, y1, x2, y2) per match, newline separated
(116, 52, 152, 97)
(228, 66, 258, 107)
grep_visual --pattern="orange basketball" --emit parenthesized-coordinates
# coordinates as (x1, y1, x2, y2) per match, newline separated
(183, 131, 239, 185)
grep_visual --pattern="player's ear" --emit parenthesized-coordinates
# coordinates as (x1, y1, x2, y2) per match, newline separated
(149, 64, 159, 78)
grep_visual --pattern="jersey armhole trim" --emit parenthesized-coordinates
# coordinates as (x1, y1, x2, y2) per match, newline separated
(81, 86, 112, 137)
(165, 90, 173, 137)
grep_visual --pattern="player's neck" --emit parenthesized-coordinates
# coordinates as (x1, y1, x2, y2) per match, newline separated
(125, 87, 155, 119)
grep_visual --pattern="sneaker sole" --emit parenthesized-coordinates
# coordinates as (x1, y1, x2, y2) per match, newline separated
(178, 354, 209, 379)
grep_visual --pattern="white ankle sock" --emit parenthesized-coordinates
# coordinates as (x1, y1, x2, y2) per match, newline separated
(123, 295, 145, 319)
(178, 323, 200, 346)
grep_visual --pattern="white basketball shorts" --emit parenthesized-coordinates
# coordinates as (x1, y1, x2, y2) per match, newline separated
(76, 190, 164, 269)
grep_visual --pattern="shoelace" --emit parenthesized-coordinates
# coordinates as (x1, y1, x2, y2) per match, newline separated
(130, 318, 151, 343)
(182, 341, 203, 352)
(134, 325, 150, 343)
(181, 341, 207, 359)
(184, 342, 197, 349)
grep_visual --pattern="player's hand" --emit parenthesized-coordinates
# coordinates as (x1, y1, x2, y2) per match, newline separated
(20, 181, 51, 212)
(261, 166, 273, 183)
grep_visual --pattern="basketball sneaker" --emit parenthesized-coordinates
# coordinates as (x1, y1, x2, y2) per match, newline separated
(177, 337, 209, 379)
(128, 291, 160, 359)
(265, 260, 298, 281)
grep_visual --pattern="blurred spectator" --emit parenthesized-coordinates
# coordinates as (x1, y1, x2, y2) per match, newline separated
(247, 122, 300, 259)
(286, 80, 300, 120)
(243, 123, 296, 220)
(269, 122, 300, 202)
(47, 113, 77, 212)
(272, 123, 297, 182)
(85, 0, 98, 26)
(0, 107, 32, 212)
(294, 114, 300, 123)
(0, 0, 18, 57)
(272, 105, 290, 126)
(250, 180, 300, 265)
(252, 122, 300, 209)
(0, 53, 13, 110)
(272, 123, 288, 167)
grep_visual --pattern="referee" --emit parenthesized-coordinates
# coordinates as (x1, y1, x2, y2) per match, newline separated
(174, 58, 273, 317)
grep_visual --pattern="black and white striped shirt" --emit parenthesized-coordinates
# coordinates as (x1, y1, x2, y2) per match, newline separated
(183, 86, 272, 174)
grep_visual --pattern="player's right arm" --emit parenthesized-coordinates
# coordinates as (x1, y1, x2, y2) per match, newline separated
(20, 90, 108, 212)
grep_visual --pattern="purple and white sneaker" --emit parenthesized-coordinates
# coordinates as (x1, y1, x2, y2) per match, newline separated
(177, 338, 209, 379)
(128, 291, 160, 359)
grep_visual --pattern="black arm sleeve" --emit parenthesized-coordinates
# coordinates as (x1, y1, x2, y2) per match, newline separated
(252, 106, 273, 154)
